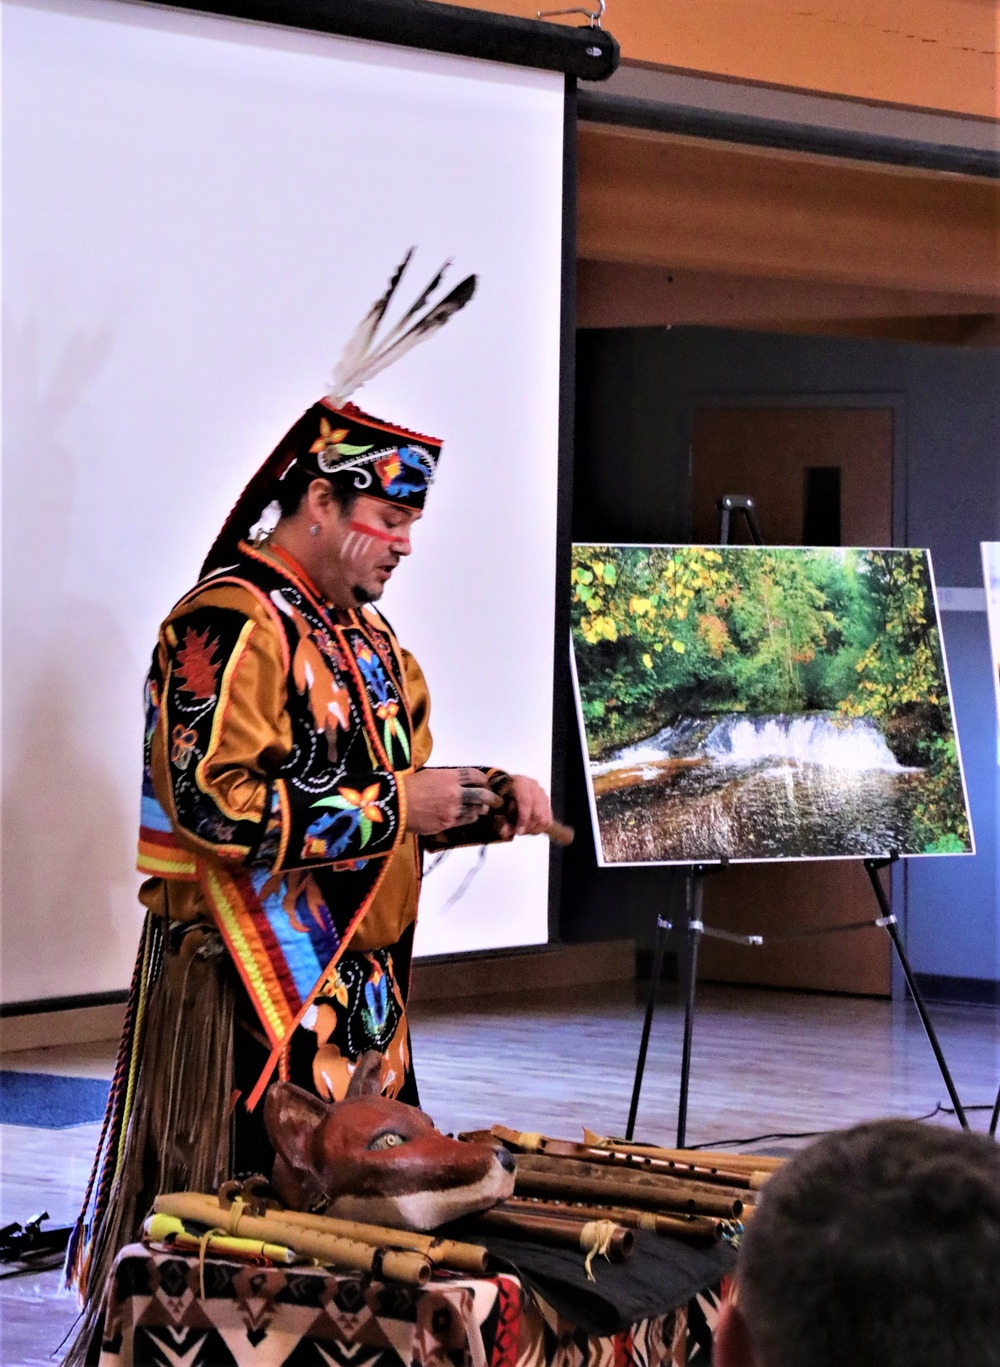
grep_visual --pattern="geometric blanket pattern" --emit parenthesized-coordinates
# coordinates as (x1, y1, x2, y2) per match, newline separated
(98, 1246, 686, 1367)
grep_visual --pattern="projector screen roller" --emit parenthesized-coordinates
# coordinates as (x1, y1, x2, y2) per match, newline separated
(2, 0, 565, 1002)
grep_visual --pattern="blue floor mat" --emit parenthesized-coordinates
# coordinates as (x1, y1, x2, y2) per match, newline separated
(0, 1071, 110, 1128)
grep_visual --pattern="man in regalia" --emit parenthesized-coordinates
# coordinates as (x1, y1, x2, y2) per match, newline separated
(66, 255, 552, 1349)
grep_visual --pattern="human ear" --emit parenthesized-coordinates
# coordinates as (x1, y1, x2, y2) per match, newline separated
(305, 478, 340, 524)
(714, 1298, 759, 1367)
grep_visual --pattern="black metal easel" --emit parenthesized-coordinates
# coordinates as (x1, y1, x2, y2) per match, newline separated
(624, 494, 969, 1143)
(716, 493, 764, 547)
(626, 862, 722, 1145)
(626, 496, 760, 1145)
(864, 855, 967, 1128)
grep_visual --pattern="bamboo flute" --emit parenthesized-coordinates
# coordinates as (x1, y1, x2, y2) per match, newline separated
(515, 1155, 745, 1218)
(245, 1205, 489, 1275)
(579, 1134, 785, 1175)
(471, 1208, 634, 1261)
(501, 1197, 724, 1245)
(152, 1193, 432, 1285)
(624, 1152, 779, 1183)
(534, 1139, 755, 1191)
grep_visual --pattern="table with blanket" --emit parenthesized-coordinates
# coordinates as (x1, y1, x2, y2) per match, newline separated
(96, 1229, 735, 1366)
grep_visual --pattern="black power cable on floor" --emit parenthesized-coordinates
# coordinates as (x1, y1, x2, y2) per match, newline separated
(680, 1103, 1000, 1152)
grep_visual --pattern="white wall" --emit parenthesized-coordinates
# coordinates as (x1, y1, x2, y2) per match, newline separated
(2, 0, 564, 1001)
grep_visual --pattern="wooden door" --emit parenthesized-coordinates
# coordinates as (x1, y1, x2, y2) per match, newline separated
(691, 406, 894, 995)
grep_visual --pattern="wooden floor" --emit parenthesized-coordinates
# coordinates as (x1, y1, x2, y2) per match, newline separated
(2, 983, 998, 1366)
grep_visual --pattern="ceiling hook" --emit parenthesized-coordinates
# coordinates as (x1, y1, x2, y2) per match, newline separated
(538, 0, 605, 29)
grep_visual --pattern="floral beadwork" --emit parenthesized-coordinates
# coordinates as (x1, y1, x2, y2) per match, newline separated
(353, 642, 410, 766)
(304, 782, 387, 860)
(374, 446, 432, 500)
(170, 724, 198, 769)
(310, 417, 374, 474)
(375, 700, 410, 764)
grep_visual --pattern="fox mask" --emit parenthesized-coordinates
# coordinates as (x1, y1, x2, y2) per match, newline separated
(264, 1057, 515, 1231)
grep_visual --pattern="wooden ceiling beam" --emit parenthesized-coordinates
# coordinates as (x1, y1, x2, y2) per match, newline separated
(578, 124, 1000, 298)
(577, 261, 1000, 330)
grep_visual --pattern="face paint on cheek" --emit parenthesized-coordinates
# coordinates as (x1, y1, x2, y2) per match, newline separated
(341, 528, 378, 567)
(343, 519, 409, 579)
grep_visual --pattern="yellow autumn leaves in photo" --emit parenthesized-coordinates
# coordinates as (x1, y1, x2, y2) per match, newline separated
(571, 547, 726, 651)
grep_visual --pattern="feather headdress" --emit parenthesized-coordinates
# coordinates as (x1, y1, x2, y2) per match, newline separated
(201, 251, 476, 577)
(328, 250, 477, 404)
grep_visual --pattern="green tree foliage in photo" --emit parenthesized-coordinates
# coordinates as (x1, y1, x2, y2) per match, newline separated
(570, 545, 969, 853)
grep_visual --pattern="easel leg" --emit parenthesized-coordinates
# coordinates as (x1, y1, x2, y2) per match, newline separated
(677, 874, 705, 1148)
(625, 909, 672, 1141)
(865, 859, 969, 1130)
(990, 1083, 1000, 1140)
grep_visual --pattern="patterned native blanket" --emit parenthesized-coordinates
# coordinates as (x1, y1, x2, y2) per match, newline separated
(97, 1246, 686, 1367)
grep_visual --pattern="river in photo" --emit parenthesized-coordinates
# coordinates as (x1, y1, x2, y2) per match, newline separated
(591, 712, 929, 863)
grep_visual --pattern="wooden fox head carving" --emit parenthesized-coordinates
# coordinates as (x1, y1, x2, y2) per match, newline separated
(264, 1056, 515, 1231)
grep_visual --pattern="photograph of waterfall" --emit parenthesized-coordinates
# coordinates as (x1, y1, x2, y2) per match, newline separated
(571, 544, 973, 865)
(982, 543, 1000, 730)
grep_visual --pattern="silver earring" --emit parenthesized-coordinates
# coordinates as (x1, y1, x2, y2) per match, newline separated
(309, 523, 320, 536)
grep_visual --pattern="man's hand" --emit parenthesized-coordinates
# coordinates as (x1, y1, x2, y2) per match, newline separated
(499, 775, 553, 839)
(402, 768, 501, 835)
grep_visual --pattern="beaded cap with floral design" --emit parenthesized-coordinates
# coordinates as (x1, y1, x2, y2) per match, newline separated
(201, 251, 475, 576)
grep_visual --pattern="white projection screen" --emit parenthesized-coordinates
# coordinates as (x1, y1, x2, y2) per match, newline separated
(3, 0, 565, 1003)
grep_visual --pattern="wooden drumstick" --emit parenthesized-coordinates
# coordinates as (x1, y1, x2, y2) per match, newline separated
(547, 821, 575, 846)
(459, 770, 573, 842)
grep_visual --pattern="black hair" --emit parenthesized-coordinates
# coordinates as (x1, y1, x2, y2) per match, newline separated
(738, 1118, 1000, 1367)
(275, 463, 359, 520)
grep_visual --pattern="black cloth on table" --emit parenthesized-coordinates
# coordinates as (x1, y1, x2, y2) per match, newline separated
(444, 1225, 736, 1337)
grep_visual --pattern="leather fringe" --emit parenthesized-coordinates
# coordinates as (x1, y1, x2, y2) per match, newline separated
(63, 916, 235, 1366)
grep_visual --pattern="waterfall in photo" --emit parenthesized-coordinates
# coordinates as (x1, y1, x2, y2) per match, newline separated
(600, 712, 905, 776)
(703, 714, 905, 772)
(591, 711, 927, 864)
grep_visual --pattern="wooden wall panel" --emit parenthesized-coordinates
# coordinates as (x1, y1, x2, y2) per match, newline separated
(697, 861, 893, 994)
(690, 406, 895, 547)
(578, 124, 1000, 297)
(446, 0, 999, 118)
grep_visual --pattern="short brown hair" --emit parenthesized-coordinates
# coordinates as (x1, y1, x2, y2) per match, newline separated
(738, 1119, 1000, 1367)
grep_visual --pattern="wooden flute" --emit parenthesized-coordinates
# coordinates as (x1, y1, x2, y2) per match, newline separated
(479, 1126, 778, 1188)
(471, 1207, 634, 1260)
(500, 1197, 725, 1245)
(513, 1155, 745, 1219)
(514, 1136, 757, 1191)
